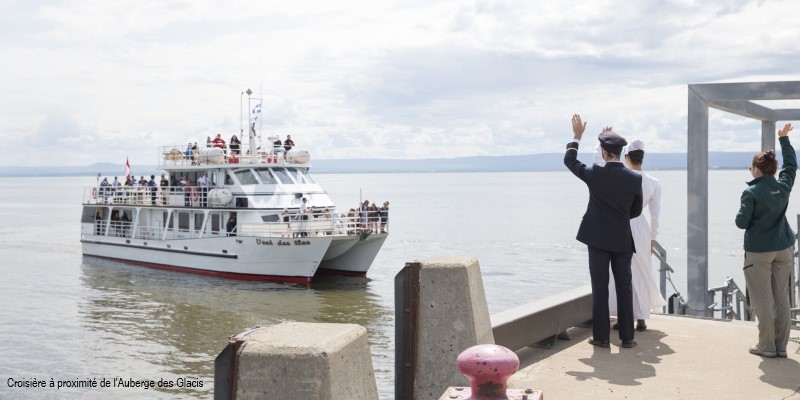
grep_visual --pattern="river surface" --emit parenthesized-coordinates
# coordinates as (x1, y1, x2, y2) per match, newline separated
(1, 170, 796, 399)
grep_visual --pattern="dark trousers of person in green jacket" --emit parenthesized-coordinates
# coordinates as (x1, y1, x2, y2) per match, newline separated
(735, 123, 796, 358)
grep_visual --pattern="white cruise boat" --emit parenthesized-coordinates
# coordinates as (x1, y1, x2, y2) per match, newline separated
(80, 116, 388, 283)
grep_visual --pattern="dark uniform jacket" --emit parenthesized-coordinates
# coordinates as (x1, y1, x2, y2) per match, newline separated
(564, 141, 643, 253)
(735, 136, 797, 252)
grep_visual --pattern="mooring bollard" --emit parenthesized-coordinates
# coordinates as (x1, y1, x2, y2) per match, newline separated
(439, 344, 543, 400)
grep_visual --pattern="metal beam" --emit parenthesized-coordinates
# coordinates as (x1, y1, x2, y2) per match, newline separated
(710, 101, 775, 121)
(691, 81, 800, 101)
(772, 109, 800, 121)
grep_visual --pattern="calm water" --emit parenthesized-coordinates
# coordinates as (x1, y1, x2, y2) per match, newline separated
(1, 170, 796, 399)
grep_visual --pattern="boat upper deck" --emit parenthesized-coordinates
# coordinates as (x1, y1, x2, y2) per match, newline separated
(507, 314, 800, 400)
(158, 144, 309, 170)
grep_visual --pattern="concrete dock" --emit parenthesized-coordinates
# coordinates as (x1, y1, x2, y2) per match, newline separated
(508, 314, 800, 400)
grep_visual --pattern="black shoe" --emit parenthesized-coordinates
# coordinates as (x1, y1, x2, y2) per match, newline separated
(588, 337, 610, 348)
(612, 323, 619, 330)
(636, 320, 647, 332)
(621, 340, 637, 348)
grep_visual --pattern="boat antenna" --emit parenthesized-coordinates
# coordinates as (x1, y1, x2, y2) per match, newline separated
(246, 88, 255, 163)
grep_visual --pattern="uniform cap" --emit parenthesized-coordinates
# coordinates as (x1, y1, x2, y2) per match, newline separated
(598, 130, 627, 151)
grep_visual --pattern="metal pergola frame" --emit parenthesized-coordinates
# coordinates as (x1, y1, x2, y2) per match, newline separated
(687, 81, 800, 316)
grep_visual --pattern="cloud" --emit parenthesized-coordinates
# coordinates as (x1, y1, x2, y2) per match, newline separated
(0, 0, 799, 165)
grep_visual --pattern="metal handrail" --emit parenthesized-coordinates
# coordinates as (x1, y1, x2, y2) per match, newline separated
(708, 277, 752, 321)
(652, 240, 673, 313)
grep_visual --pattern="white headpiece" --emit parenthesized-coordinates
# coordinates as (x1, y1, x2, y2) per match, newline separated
(624, 139, 645, 155)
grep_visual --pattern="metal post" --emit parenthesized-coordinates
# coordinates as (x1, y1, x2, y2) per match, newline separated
(395, 262, 421, 400)
(762, 121, 776, 151)
(687, 85, 711, 317)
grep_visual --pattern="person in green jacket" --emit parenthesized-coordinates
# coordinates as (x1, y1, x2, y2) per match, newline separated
(735, 123, 796, 358)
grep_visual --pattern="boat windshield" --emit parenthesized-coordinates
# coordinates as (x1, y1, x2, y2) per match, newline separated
(272, 168, 295, 185)
(254, 168, 277, 184)
(288, 168, 315, 184)
(234, 169, 259, 185)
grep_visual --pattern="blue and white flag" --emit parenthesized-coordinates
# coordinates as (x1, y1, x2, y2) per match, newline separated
(251, 103, 262, 117)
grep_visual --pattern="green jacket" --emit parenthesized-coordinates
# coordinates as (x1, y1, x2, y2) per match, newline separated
(735, 136, 797, 252)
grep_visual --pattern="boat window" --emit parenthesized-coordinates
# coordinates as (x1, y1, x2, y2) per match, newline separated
(261, 215, 279, 223)
(255, 168, 277, 184)
(163, 212, 172, 228)
(234, 169, 259, 185)
(194, 212, 204, 231)
(288, 168, 308, 184)
(301, 169, 316, 184)
(272, 168, 294, 185)
(209, 212, 221, 234)
(177, 212, 190, 231)
(82, 206, 100, 223)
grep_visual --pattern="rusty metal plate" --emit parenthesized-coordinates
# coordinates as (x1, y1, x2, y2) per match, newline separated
(439, 387, 543, 400)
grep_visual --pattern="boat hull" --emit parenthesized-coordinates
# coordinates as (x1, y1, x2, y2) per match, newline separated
(318, 232, 388, 276)
(81, 234, 333, 282)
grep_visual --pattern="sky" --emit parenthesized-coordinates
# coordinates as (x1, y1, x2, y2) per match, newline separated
(1, 0, 800, 166)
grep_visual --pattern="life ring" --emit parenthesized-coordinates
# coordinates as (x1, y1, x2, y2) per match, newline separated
(91, 187, 97, 199)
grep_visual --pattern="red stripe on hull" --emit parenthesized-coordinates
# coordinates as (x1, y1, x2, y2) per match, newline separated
(87, 255, 312, 283)
(315, 268, 368, 277)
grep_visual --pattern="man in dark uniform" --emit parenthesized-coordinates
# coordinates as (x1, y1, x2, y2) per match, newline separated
(564, 114, 643, 349)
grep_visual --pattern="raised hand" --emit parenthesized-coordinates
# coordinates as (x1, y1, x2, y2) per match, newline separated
(572, 114, 587, 140)
(778, 123, 793, 137)
(602, 126, 613, 133)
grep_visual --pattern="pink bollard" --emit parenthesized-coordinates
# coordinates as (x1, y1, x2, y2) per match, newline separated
(457, 344, 519, 399)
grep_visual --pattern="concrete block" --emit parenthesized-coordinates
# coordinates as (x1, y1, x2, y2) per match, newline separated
(232, 322, 378, 400)
(414, 256, 494, 399)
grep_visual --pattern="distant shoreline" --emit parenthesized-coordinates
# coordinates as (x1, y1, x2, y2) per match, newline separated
(0, 151, 788, 177)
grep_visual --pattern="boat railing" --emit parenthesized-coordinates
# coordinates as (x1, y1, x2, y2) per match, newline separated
(84, 185, 225, 207)
(88, 213, 386, 241)
(158, 144, 304, 168)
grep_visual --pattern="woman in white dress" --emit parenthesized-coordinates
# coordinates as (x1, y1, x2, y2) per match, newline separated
(595, 139, 666, 331)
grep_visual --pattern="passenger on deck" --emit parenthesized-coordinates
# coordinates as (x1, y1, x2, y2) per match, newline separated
(191, 142, 199, 165)
(120, 212, 131, 237)
(213, 134, 226, 152)
(229, 135, 241, 155)
(368, 202, 379, 233)
(206, 136, 212, 148)
(180, 176, 189, 206)
(379, 201, 389, 233)
(226, 215, 237, 237)
(138, 176, 148, 203)
(359, 200, 369, 231)
(283, 135, 294, 153)
(100, 177, 110, 204)
(112, 177, 121, 202)
(197, 172, 209, 207)
(298, 197, 309, 237)
(160, 174, 169, 205)
(110, 210, 120, 237)
(148, 175, 158, 205)
(185, 143, 193, 159)
(273, 136, 283, 159)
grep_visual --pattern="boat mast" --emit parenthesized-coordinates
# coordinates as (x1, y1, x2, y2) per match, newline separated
(246, 88, 257, 164)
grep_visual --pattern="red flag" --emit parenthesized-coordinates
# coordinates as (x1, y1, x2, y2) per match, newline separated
(125, 157, 131, 181)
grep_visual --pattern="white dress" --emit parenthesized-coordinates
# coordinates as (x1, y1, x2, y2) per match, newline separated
(594, 145, 666, 319)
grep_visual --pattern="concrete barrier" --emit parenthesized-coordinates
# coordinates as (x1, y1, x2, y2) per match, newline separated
(492, 285, 592, 351)
(395, 256, 494, 400)
(214, 322, 378, 400)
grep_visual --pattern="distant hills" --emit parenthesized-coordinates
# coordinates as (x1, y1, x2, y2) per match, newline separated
(0, 152, 785, 177)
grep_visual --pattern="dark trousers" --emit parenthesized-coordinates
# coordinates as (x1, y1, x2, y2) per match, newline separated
(588, 246, 634, 342)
